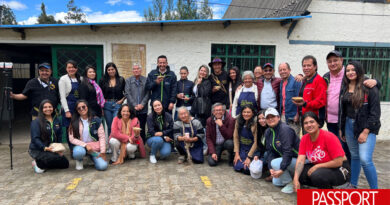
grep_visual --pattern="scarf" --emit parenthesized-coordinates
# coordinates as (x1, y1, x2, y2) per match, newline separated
(121, 119, 132, 136)
(89, 79, 106, 108)
(157, 115, 164, 131)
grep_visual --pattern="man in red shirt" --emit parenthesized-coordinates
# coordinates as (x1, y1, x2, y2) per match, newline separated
(293, 56, 327, 128)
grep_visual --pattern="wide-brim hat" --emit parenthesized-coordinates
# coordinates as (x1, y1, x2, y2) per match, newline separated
(208, 57, 226, 68)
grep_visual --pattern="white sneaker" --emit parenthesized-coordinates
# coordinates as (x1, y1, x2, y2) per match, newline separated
(128, 153, 136, 159)
(281, 182, 294, 194)
(75, 160, 84, 170)
(149, 155, 157, 164)
(32, 160, 45, 174)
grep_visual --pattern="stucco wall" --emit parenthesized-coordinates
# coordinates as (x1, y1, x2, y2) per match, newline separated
(0, 0, 389, 139)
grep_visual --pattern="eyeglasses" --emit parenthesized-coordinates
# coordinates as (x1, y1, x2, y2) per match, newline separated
(77, 105, 87, 111)
(263, 69, 273, 73)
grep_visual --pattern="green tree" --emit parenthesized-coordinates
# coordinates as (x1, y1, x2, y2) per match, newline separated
(0, 4, 17, 25)
(199, 0, 213, 19)
(144, 0, 164, 21)
(37, 3, 62, 24)
(164, 0, 176, 20)
(176, 0, 197, 20)
(65, 0, 87, 24)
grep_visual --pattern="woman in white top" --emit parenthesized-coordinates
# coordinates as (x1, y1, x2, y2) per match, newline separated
(58, 60, 82, 151)
(231, 71, 258, 119)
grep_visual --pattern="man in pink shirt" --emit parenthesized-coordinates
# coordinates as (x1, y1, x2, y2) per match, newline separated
(323, 50, 378, 163)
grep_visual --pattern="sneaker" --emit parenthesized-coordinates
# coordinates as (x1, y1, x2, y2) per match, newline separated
(32, 160, 45, 174)
(75, 160, 84, 170)
(177, 156, 185, 164)
(149, 155, 157, 164)
(281, 182, 294, 194)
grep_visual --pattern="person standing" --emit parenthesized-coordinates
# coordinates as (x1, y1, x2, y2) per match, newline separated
(191, 65, 212, 127)
(146, 55, 177, 113)
(175, 66, 194, 120)
(228, 66, 242, 112)
(257, 63, 281, 110)
(278, 62, 302, 136)
(231, 71, 258, 119)
(208, 57, 229, 106)
(125, 64, 149, 142)
(253, 65, 263, 82)
(10, 62, 59, 120)
(339, 61, 380, 189)
(99, 62, 126, 136)
(79, 65, 105, 118)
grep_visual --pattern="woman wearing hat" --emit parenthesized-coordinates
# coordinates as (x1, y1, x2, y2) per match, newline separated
(233, 104, 257, 174)
(208, 57, 229, 106)
(263, 108, 300, 194)
(231, 71, 258, 119)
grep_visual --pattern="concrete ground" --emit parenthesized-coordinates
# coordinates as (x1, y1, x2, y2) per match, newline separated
(0, 121, 389, 204)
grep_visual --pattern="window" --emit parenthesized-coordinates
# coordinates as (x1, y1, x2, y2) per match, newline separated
(336, 46, 390, 101)
(211, 44, 276, 73)
(12, 63, 31, 79)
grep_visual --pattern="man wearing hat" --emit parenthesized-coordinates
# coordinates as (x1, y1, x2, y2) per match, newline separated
(10, 62, 59, 120)
(257, 63, 281, 110)
(322, 50, 379, 163)
(208, 57, 229, 106)
(263, 107, 300, 194)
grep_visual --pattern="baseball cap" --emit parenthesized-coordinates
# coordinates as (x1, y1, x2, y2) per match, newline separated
(265, 107, 279, 118)
(249, 159, 263, 179)
(326, 50, 342, 60)
(263, 63, 274, 69)
(38, 63, 51, 70)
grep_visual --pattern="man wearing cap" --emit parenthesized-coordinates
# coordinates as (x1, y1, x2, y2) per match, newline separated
(323, 50, 379, 163)
(292, 55, 327, 128)
(206, 103, 235, 166)
(208, 57, 229, 106)
(278, 62, 302, 136)
(263, 108, 300, 194)
(146, 55, 177, 113)
(257, 63, 281, 110)
(10, 62, 59, 120)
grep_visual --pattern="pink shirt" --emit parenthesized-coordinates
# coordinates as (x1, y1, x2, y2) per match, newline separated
(327, 67, 344, 123)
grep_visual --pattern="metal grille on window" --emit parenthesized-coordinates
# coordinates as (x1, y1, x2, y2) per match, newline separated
(336, 46, 390, 101)
(211, 44, 275, 74)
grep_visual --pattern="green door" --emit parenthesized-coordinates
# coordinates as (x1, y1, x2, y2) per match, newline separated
(51, 45, 103, 81)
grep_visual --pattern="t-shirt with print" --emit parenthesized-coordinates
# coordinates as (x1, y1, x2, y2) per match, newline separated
(299, 129, 345, 164)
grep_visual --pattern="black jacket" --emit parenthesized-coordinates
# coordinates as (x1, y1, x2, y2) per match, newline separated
(146, 66, 177, 110)
(191, 78, 212, 126)
(146, 112, 174, 141)
(29, 118, 62, 151)
(264, 121, 300, 171)
(208, 71, 229, 105)
(339, 85, 381, 137)
(176, 79, 194, 108)
(79, 81, 102, 117)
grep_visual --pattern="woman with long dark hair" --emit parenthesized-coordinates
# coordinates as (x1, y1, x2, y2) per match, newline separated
(59, 60, 82, 151)
(69, 100, 108, 171)
(228, 66, 242, 111)
(29, 100, 69, 173)
(99, 62, 126, 137)
(79, 65, 105, 118)
(233, 104, 258, 174)
(339, 61, 380, 189)
(146, 100, 174, 164)
(109, 104, 146, 165)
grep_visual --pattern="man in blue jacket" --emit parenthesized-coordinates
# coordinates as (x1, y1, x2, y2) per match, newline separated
(146, 55, 177, 113)
(278, 62, 302, 136)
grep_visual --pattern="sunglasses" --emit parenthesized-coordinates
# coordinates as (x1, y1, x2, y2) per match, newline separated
(263, 69, 273, 72)
(77, 105, 87, 111)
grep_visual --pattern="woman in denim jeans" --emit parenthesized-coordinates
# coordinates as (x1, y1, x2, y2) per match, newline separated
(339, 61, 381, 189)
(99, 63, 126, 149)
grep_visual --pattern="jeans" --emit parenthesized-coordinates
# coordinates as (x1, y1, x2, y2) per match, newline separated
(146, 136, 171, 158)
(72, 146, 108, 171)
(270, 157, 297, 186)
(207, 139, 234, 166)
(345, 117, 378, 188)
(103, 101, 121, 136)
(327, 122, 351, 164)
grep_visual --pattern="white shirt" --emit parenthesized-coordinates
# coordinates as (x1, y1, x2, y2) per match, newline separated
(81, 118, 93, 143)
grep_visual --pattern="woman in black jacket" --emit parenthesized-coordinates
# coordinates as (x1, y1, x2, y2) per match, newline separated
(191, 65, 212, 127)
(228, 66, 242, 111)
(79, 65, 105, 118)
(339, 61, 380, 189)
(29, 99, 69, 173)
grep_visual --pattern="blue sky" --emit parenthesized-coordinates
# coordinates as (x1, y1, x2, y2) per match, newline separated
(1, 0, 231, 25)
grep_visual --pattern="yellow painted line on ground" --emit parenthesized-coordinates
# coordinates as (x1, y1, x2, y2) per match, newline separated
(200, 176, 212, 188)
(66, 178, 82, 190)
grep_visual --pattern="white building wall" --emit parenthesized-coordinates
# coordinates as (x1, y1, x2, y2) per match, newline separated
(0, 0, 390, 139)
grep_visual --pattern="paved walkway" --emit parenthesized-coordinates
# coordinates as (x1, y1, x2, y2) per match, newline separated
(0, 140, 389, 204)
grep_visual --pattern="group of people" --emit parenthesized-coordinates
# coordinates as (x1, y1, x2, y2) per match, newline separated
(15, 51, 381, 193)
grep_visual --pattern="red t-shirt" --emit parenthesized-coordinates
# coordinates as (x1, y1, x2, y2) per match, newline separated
(282, 80, 288, 115)
(299, 129, 345, 164)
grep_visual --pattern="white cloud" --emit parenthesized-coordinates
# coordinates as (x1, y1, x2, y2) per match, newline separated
(81, 6, 92, 13)
(19, 16, 38, 25)
(211, 5, 226, 19)
(87, 10, 142, 22)
(54, 12, 67, 22)
(105, 0, 134, 6)
(3, 1, 27, 10)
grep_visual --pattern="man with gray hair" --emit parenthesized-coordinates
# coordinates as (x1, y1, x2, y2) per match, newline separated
(125, 63, 150, 141)
(206, 103, 235, 166)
